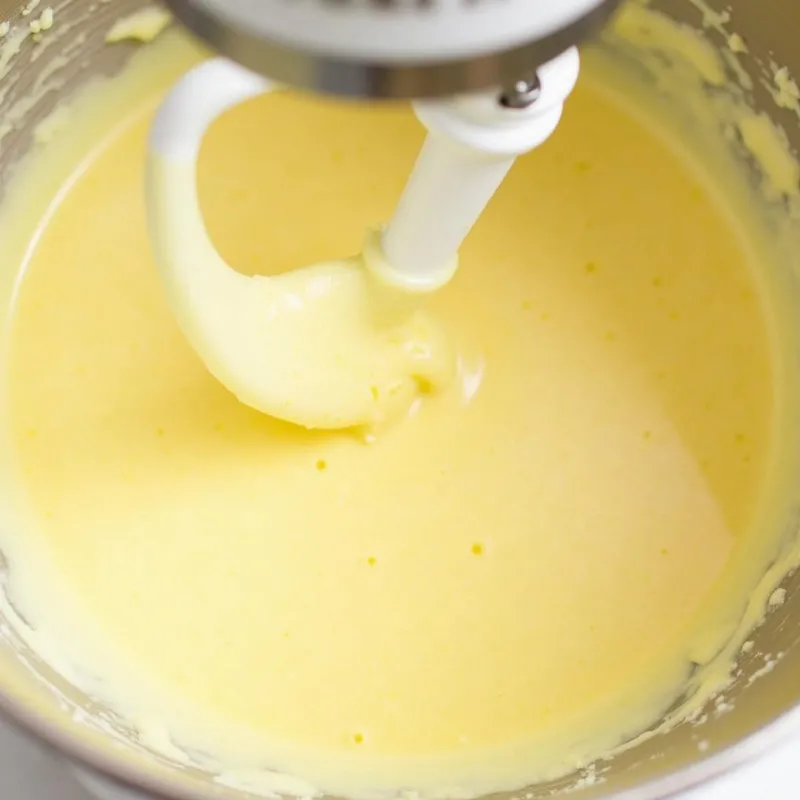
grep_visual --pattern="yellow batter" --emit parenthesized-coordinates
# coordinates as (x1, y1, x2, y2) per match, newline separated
(0, 14, 795, 800)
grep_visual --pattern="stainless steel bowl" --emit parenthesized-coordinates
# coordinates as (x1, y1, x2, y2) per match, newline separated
(0, 1, 799, 799)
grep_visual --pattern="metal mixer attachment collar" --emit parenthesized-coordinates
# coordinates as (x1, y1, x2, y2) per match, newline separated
(161, 0, 622, 99)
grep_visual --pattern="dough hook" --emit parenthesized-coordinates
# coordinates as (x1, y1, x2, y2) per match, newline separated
(146, 50, 580, 428)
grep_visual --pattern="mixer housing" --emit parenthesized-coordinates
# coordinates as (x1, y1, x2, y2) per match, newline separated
(161, 0, 622, 98)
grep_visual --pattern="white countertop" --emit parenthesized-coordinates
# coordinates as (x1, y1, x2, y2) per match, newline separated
(0, 717, 795, 800)
(679, 736, 798, 800)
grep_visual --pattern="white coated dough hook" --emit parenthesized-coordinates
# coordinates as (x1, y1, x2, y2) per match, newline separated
(146, 58, 456, 431)
(146, 52, 580, 429)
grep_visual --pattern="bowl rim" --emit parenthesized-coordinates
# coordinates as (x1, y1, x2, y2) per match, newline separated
(0, 670, 798, 800)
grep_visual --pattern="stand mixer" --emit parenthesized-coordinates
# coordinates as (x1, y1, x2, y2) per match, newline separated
(147, 0, 620, 428)
(4, 2, 800, 800)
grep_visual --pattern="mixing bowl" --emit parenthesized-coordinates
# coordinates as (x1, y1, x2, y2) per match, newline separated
(0, 1, 798, 799)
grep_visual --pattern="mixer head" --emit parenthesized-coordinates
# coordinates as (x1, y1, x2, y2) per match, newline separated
(161, 0, 623, 100)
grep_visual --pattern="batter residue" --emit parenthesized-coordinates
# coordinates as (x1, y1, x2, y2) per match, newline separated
(0, 7, 797, 799)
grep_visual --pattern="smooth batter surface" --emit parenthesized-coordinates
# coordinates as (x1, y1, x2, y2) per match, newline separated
(0, 18, 793, 799)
